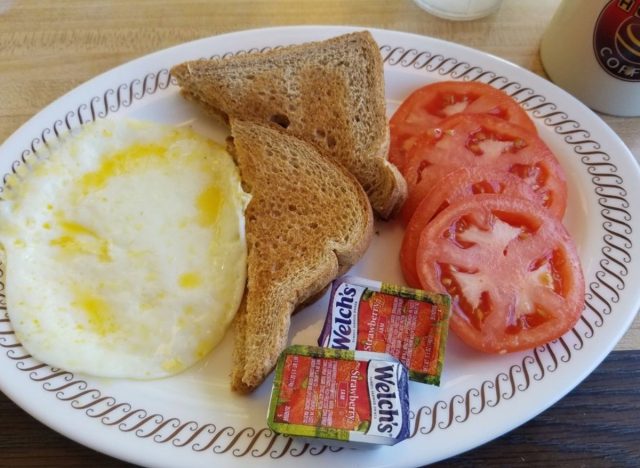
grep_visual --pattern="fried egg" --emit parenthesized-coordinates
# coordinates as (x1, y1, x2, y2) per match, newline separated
(0, 118, 249, 379)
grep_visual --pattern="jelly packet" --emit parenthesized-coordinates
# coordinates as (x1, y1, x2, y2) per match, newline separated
(318, 276, 450, 385)
(267, 345, 410, 447)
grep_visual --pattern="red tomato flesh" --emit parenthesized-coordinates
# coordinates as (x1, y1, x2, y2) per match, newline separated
(416, 194, 585, 354)
(400, 167, 540, 288)
(389, 81, 537, 173)
(400, 114, 567, 224)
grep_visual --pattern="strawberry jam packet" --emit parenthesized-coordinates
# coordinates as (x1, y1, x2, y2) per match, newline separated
(318, 276, 451, 385)
(267, 345, 410, 447)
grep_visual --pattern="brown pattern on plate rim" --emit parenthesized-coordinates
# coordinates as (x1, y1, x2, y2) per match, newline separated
(0, 42, 631, 458)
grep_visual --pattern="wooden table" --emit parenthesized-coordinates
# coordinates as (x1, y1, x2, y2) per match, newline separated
(1, 0, 638, 466)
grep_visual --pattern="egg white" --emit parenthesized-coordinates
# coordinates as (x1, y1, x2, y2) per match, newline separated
(0, 118, 249, 379)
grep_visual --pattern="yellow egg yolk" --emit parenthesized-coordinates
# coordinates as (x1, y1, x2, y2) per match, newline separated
(79, 143, 168, 193)
(49, 218, 111, 262)
(196, 184, 223, 227)
(178, 272, 202, 289)
(72, 289, 118, 336)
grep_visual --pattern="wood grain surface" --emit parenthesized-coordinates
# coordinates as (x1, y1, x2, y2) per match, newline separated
(1, 0, 639, 466)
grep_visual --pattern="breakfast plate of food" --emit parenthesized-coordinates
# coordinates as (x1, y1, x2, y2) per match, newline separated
(0, 26, 638, 467)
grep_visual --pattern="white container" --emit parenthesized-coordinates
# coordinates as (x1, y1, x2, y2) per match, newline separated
(413, 0, 503, 21)
(540, 0, 640, 117)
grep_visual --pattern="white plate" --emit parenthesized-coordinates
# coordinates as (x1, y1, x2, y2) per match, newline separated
(1, 26, 639, 467)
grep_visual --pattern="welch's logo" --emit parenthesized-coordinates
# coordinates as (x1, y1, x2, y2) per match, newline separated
(367, 361, 405, 439)
(327, 283, 366, 350)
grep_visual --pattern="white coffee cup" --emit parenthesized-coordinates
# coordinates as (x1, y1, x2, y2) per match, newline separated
(540, 0, 640, 117)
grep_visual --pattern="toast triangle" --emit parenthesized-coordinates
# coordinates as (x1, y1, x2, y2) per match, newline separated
(228, 118, 373, 393)
(171, 31, 406, 219)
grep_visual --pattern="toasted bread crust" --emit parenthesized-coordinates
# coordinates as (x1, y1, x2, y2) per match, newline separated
(171, 31, 407, 219)
(228, 119, 373, 393)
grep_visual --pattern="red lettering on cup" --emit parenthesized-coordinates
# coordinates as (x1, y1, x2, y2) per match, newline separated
(594, 0, 640, 81)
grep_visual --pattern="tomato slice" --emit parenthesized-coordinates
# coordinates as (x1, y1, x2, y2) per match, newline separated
(389, 81, 537, 173)
(416, 194, 585, 354)
(400, 114, 567, 224)
(400, 167, 539, 288)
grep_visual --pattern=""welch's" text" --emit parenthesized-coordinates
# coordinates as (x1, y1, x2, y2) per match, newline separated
(327, 283, 365, 349)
